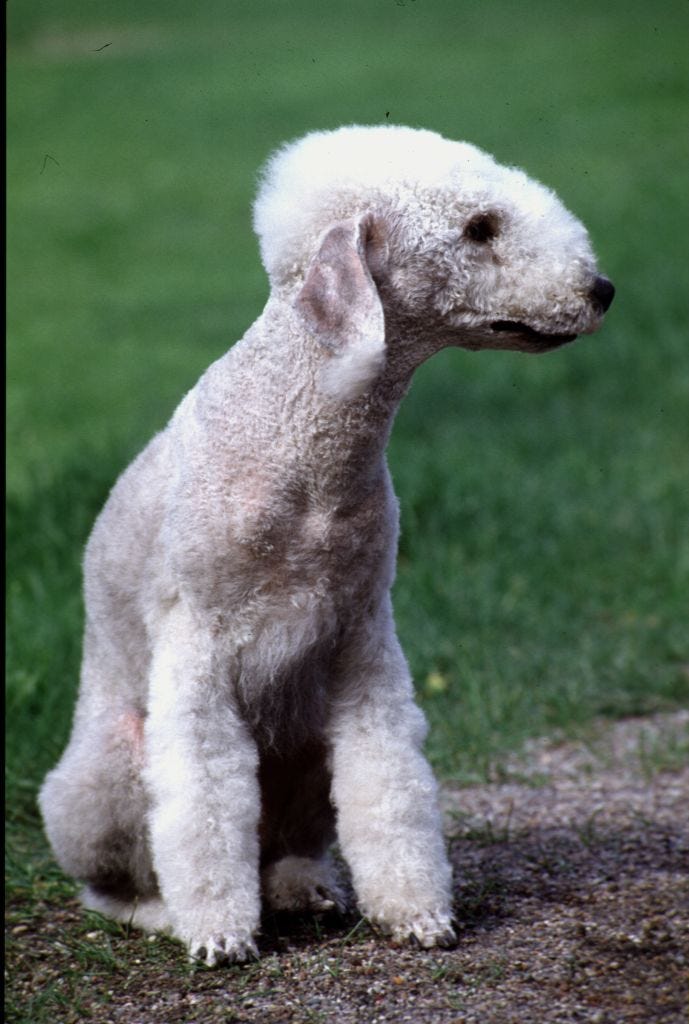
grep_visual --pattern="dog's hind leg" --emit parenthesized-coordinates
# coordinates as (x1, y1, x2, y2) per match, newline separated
(262, 853, 348, 913)
(39, 670, 157, 907)
(81, 887, 172, 933)
(258, 742, 349, 914)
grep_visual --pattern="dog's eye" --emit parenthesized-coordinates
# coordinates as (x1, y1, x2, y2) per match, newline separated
(464, 213, 499, 243)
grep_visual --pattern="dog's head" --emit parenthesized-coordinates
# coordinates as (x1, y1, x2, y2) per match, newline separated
(254, 125, 614, 397)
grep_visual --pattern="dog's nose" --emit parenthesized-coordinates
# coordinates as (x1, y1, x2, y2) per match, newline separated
(590, 275, 615, 313)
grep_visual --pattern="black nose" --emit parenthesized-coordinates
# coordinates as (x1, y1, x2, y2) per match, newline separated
(590, 275, 615, 313)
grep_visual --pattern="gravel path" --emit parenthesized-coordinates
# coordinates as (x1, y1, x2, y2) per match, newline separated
(7, 712, 688, 1023)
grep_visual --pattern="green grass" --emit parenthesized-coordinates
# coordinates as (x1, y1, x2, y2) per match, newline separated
(6, 1, 689, 1016)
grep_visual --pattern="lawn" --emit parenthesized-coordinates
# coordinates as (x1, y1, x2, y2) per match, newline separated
(6, 0, 689, 1017)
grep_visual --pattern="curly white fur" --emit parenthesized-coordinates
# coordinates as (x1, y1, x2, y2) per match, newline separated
(39, 124, 613, 965)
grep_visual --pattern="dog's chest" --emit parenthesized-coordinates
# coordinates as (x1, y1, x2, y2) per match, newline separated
(219, 487, 391, 653)
(234, 484, 392, 586)
(224, 498, 392, 745)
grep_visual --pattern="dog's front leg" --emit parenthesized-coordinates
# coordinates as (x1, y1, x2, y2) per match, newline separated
(144, 601, 261, 965)
(329, 612, 455, 948)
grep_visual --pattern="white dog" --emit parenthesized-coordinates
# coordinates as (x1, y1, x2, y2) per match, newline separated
(40, 124, 614, 965)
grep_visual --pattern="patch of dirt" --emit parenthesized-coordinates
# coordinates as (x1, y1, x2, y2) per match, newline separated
(6, 712, 688, 1023)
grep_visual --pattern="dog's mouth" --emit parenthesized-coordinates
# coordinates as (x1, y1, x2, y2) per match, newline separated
(490, 320, 578, 348)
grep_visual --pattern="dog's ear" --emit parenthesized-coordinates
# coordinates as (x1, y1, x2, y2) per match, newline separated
(296, 213, 387, 400)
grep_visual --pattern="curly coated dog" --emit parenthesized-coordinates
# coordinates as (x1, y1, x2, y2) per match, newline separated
(40, 124, 614, 965)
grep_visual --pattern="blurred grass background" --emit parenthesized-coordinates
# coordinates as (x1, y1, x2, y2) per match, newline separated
(7, 0, 688, 854)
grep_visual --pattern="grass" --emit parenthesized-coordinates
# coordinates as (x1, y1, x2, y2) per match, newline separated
(6, 0, 689, 1019)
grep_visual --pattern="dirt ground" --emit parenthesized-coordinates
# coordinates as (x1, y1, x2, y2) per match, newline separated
(6, 711, 688, 1023)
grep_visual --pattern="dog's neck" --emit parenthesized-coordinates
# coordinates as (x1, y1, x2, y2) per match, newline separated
(195, 297, 431, 507)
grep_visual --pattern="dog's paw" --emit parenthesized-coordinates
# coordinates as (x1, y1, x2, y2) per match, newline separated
(292, 879, 348, 914)
(189, 932, 259, 967)
(263, 855, 349, 914)
(389, 911, 457, 950)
